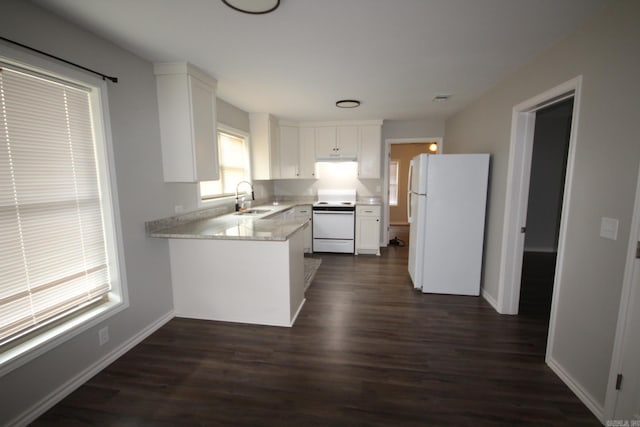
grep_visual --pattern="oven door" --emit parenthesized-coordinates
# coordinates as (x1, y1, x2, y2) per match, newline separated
(312, 211, 355, 239)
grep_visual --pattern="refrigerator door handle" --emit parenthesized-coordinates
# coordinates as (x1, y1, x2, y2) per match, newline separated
(407, 160, 414, 224)
(407, 159, 414, 193)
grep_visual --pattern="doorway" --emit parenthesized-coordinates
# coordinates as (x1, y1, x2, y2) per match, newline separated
(604, 163, 640, 421)
(383, 138, 443, 246)
(389, 143, 432, 226)
(496, 77, 581, 318)
(518, 99, 573, 349)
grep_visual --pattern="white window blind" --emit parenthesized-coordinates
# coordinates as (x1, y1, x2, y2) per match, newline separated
(200, 131, 249, 199)
(389, 160, 399, 206)
(0, 66, 111, 343)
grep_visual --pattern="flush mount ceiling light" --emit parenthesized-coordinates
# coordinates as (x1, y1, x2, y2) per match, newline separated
(428, 142, 439, 152)
(221, 0, 280, 14)
(336, 99, 361, 108)
(432, 94, 451, 102)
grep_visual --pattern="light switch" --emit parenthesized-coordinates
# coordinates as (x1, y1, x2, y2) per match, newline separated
(600, 217, 619, 240)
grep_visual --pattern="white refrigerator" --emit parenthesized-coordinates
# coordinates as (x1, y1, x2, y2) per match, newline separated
(408, 153, 490, 295)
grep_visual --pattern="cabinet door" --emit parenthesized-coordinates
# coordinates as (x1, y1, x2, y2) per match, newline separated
(190, 76, 219, 182)
(279, 126, 299, 178)
(298, 127, 316, 179)
(155, 70, 218, 182)
(294, 205, 313, 252)
(337, 126, 359, 158)
(357, 125, 382, 179)
(356, 206, 381, 255)
(250, 113, 279, 180)
(269, 117, 281, 179)
(316, 126, 337, 158)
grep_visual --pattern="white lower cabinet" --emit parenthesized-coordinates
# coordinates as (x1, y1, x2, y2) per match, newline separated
(355, 205, 381, 256)
(293, 205, 313, 253)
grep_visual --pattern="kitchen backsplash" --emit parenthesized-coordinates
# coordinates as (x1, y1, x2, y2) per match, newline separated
(273, 162, 382, 198)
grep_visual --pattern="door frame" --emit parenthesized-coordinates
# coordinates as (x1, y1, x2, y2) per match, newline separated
(382, 137, 444, 246)
(496, 76, 582, 315)
(604, 162, 640, 421)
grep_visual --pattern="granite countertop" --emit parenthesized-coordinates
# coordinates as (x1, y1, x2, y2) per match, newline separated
(356, 197, 382, 206)
(146, 203, 309, 241)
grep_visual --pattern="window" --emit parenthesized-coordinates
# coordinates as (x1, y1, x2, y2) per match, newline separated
(389, 160, 399, 206)
(200, 129, 250, 200)
(0, 56, 124, 368)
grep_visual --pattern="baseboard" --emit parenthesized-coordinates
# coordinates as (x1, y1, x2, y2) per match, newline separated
(546, 355, 604, 423)
(481, 288, 500, 312)
(10, 310, 175, 427)
(289, 298, 306, 327)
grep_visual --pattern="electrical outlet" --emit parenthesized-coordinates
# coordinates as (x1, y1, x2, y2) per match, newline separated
(600, 217, 619, 240)
(174, 205, 184, 214)
(98, 326, 109, 346)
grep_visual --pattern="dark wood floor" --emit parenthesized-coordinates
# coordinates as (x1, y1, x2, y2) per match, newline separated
(33, 244, 599, 426)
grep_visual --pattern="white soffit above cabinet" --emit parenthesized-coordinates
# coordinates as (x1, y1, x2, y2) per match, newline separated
(34, 0, 610, 121)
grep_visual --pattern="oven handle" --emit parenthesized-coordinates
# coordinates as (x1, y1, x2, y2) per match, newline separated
(313, 211, 354, 215)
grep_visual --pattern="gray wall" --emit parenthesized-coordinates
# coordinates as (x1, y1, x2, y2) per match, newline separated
(382, 118, 446, 142)
(217, 98, 250, 133)
(445, 0, 639, 411)
(525, 101, 572, 252)
(0, 1, 179, 423)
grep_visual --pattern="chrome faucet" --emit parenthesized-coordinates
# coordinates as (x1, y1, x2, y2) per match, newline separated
(235, 181, 255, 211)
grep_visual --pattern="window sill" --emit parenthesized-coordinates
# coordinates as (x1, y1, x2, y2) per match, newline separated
(0, 294, 128, 378)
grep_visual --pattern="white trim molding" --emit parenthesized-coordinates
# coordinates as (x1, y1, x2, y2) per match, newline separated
(547, 355, 604, 421)
(496, 76, 582, 315)
(603, 161, 640, 421)
(9, 311, 175, 427)
(382, 137, 444, 246)
(481, 288, 499, 311)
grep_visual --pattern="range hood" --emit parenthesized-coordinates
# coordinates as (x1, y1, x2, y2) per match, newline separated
(316, 153, 357, 161)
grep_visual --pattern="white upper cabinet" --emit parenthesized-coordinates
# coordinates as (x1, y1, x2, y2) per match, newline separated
(315, 126, 338, 159)
(357, 125, 382, 179)
(261, 120, 381, 180)
(315, 125, 358, 160)
(298, 127, 317, 179)
(279, 126, 299, 179)
(336, 126, 359, 159)
(154, 62, 218, 183)
(250, 113, 280, 180)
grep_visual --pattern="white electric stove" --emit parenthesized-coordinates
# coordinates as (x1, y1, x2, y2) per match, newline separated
(312, 189, 356, 253)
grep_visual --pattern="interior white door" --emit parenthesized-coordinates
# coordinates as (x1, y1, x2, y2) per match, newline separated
(613, 239, 640, 421)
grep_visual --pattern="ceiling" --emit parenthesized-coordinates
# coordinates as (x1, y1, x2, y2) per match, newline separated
(32, 0, 609, 122)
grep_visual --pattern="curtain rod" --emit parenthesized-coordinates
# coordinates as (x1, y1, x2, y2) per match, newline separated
(0, 36, 118, 83)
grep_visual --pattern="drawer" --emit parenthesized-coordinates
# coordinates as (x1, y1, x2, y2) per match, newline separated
(356, 205, 381, 217)
(293, 205, 312, 218)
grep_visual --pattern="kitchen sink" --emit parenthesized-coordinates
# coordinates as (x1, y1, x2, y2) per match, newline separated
(234, 208, 271, 216)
